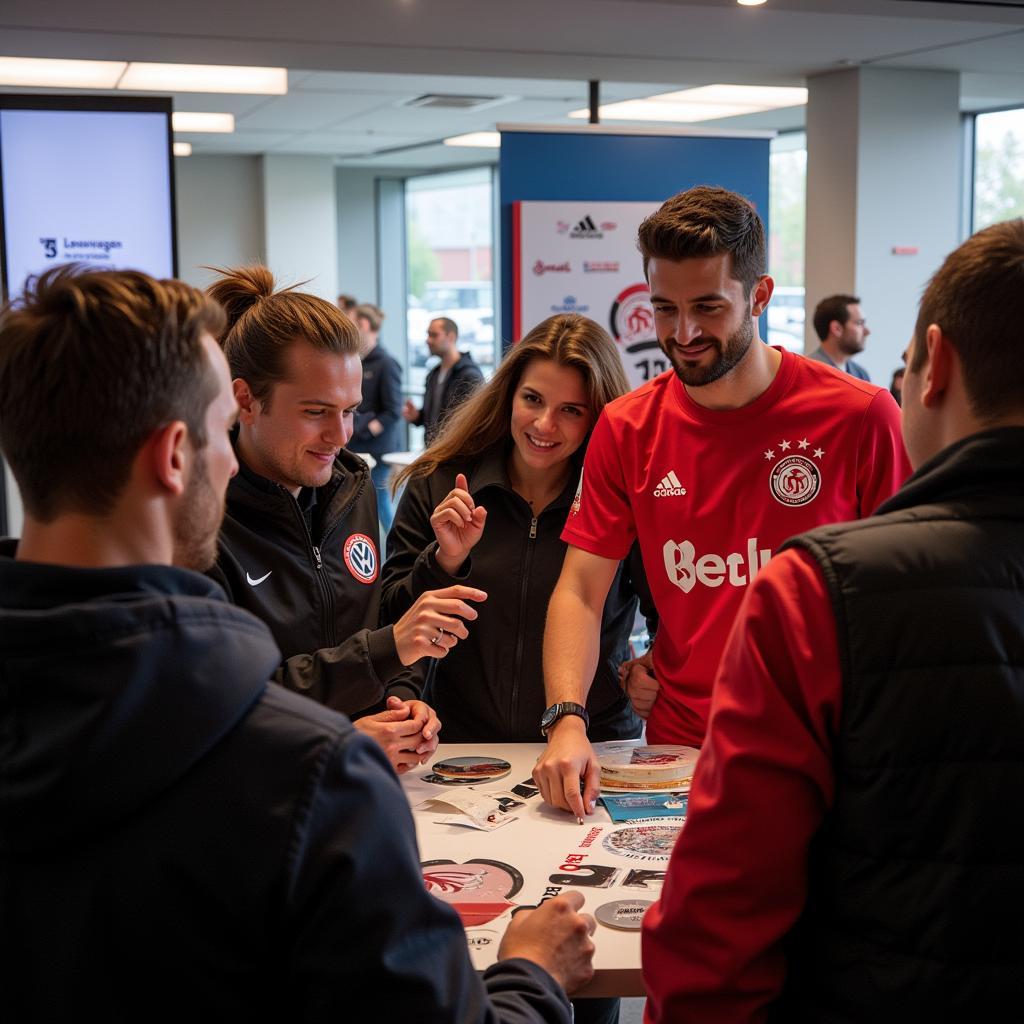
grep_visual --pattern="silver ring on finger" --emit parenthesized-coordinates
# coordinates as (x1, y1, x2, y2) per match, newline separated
(430, 634, 441, 647)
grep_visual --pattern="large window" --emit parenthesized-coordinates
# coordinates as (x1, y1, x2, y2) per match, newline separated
(404, 167, 496, 400)
(767, 131, 807, 352)
(973, 108, 1024, 231)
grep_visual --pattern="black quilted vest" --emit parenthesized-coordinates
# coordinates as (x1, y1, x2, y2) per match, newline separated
(774, 427, 1024, 1023)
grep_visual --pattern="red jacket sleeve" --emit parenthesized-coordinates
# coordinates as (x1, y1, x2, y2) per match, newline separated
(856, 389, 911, 516)
(642, 546, 842, 1024)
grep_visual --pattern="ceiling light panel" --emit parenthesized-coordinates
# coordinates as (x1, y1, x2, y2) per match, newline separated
(443, 132, 501, 148)
(570, 83, 807, 122)
(172, 111, 235, 133)
(172, 142, 192, 157)
(0, 56, 126, 89)
(119, 63, 287, 95)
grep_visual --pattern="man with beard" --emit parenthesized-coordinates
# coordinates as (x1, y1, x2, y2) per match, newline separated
(0, 266, 597, 1022)
(809, 293, 872, 380)
(533, 186, 910, 820)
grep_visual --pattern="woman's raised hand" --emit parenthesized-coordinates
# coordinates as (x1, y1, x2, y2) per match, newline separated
(430, 472, 487, 575)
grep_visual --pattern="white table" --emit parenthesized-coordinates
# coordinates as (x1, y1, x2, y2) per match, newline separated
(401, 742, 655, 998)
(381, 450, 418, 469)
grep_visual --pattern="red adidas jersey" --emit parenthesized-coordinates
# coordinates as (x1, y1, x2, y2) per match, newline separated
(562, 347, 910, 746)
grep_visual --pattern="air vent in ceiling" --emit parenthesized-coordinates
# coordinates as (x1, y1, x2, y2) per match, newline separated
(404, 93, 502, 110)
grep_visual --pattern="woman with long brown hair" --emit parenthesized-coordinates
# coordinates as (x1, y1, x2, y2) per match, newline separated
(381, 313, 646, 744)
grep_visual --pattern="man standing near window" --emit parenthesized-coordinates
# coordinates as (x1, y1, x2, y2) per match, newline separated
(403, 317, 484, 444)
(809, 293, 872, 380)
(352, 303, 403, 532)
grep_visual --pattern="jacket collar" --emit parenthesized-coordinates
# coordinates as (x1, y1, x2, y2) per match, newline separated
(227, 431, 369, 525)
(875, 427, 1024, 517)
(0, 545, 228, 610)
(464, 442, 583, 512)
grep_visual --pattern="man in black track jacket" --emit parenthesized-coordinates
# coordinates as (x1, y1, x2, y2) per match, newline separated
(206, 268, 488, 771)
(0, 265, 596, 1023)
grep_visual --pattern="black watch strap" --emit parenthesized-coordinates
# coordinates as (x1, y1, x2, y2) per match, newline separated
(541, 701, 590, 738)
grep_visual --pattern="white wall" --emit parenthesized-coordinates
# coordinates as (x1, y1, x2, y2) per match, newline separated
(263, 155, 338, 300)
(336, 167, 380, 305)
(805, 68, 962, 385)
(175, 154, 265, 288)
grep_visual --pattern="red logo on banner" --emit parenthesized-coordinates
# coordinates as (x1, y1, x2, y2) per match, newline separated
(610, 283, 656, 345)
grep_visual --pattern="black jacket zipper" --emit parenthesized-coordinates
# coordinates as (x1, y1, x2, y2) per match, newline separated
(508, 513, 539, 733)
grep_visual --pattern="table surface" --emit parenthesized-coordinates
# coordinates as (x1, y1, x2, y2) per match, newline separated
(402, 741, 667, 999)
(381, 450, 418, 468)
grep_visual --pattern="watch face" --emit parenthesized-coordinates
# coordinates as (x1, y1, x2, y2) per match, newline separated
(540, 706, 558, 730)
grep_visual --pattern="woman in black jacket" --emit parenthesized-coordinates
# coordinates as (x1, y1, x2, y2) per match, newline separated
(381, 313, 646, 744)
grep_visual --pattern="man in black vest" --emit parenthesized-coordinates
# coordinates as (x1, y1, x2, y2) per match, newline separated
(0, 265, 597, 1022)
(643, 220, 1024, 1021)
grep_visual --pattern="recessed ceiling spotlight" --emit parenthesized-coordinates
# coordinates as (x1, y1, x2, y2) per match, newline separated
(738, 0, 767, 6)
(172, 142, 193, 157)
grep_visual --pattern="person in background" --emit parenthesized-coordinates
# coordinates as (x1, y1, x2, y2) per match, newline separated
(351, 302, 403, 532)
(403, 316, 484, 444)
(809, 293, 872, 380)
(336, 292, 357, 316)
(0, 264, 598, 1023)
(642, 218, 1024, 1024)
(533, 187, 909, 822)
(206, 266, 485, 773)
(384, 312, 643, 1024)
(890, 365, 905, 405)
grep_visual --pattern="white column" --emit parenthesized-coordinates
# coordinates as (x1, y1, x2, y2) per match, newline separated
(263, 155, 339, 301)
(804, 68, 962, 382)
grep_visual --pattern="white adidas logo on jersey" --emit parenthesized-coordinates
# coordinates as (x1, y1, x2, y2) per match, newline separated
(653, 470, 687, 497)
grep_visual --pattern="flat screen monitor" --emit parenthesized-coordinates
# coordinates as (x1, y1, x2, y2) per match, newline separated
(0, 94, 177, 534)
(0, 94, 177, 303)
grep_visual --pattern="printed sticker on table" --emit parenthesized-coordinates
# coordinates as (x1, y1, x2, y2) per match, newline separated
(622, 869, 667, 890)
(422, 858, 524, 927)
(596, 899, 653, 931)
(601, 819, 685, 861)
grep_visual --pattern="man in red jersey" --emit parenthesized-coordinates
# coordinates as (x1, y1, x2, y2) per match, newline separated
(641, 218, 1024, 1024)
(533, 186, 909, 819)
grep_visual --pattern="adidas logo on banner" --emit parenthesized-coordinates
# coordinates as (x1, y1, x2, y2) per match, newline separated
(653, 471, 687, 497)
(570, 214, 603, 239)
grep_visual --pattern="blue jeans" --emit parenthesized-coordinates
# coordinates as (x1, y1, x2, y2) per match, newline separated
(371, 460, 394, 535)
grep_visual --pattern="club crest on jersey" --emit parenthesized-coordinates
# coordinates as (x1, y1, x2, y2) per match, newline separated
(343, 533, 378, 584)
(769, 454, 821, 507)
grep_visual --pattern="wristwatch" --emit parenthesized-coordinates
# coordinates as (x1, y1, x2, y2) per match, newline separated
(540, 701, 590, 738)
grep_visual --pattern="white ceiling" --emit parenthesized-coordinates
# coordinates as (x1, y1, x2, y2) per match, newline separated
(2, 0, 1023, 169)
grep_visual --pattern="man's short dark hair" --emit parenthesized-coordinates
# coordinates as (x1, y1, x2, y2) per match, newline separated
(432, 317, 458, 339)
(812, 294, 860, 342)
(912, 218, 1024, 421)
(637, 186, 766, 296)
(0, 265, 224, 521)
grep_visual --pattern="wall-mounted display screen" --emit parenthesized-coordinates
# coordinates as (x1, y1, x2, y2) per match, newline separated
(0, 95, 176, 302)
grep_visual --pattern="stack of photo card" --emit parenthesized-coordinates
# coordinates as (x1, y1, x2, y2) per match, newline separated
(595, 743, 699, 793)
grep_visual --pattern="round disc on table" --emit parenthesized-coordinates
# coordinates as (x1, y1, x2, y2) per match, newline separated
(595, 899, 653, 931)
